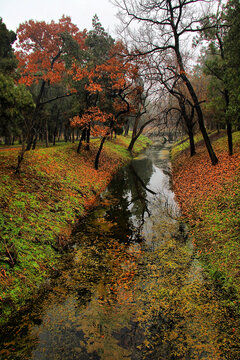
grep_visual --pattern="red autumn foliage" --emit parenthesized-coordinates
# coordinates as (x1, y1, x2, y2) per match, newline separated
(16, 16, 87, 87)
(69, 41, 142, 139)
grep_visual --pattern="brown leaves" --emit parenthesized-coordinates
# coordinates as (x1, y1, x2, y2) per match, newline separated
(173, 141, 240, 217)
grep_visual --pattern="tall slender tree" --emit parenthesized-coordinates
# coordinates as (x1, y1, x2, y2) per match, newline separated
(113, 0, 218, 164)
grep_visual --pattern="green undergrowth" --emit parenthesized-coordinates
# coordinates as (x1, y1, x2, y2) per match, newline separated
(171, 130, 221, 159)
(0, 135, 151, 325)
(172, 131, 240, 315)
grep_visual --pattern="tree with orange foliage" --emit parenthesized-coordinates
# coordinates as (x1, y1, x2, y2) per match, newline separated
(69, 22, 140, 168)
(16, 16, 86, 151)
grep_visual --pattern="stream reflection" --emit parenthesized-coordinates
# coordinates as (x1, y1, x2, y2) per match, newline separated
(0, 143, 239, 359)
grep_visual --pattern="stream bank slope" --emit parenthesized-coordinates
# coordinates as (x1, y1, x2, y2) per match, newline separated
(0, 135, 151, 325)
(171, 131, 240, 349)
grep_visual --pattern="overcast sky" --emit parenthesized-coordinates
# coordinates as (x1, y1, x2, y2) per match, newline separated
(0, 0, 120, 35)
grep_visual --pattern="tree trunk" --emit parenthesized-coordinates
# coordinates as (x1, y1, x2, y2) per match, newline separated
(53, 131, 56, 146)
(32, 128, 39, 150)
(85, 125, 90, 151)
(58, 124, 62, 142)
(183, 74, 218, 164)
(64, 126, 68, 142)
(95, 136, 106, 170)
(77, 129, 86, 153)
(45, 118, 49, 147)
(174, 34, 218, 164)
(188, 127, 196, 157)
(53, 123, 58, 146)
(15, 143, 26, 174)
(179, 100, 196, 157)
(124, 122, 129, 136)
(26, 135, 33, 150)
(227, 120, 233, 156)
(5, 135, 12, 145)
(72, 128, 75, 143)
(224, 89, 233, 155)
(128, 137, 137, 152)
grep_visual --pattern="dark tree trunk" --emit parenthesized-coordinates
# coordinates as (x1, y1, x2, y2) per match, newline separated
(224, 90, 233, 155)
(128, 137, 137, 152)
(124, 122, 129, 136)
(77, 128, 86, 153)
(188, 127, 196, 157)
(15, 146, 25, 174)
(182, 73, 218, 165)
(85, 126, 90, 151)
(227, 120, 233, 156)
(64, 126, 68, 142)
(53, 131, 56, 146)
(128, 117, 154, 152)
(178, 97, 196, 157)
(45, 118, 49, 148)
(5, 136, 12, 145)
(95, 136, 106, 170)
(85, 125, 90, 151)
(53, 109, 60, 146)
(128, 115, 140, 152)
(53, 123, 58, 146)
(32, 131, 39, 150)
(58, 124, 62, 142)
(26, 135, 33, 150)
(26, 80, 46, 151)
(173, 28, 218, 165)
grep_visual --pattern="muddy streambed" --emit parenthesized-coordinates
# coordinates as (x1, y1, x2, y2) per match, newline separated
(0, 142, 239, 359)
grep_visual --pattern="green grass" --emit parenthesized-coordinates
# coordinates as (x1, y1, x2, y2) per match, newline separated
(172, 131, 240, 312)
(0, 135, 151, 325)
(171, 130, 220, 159)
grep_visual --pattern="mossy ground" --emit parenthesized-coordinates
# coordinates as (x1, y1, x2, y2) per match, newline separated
(0, 135, 151, 325)
(172, 131, 240, 312)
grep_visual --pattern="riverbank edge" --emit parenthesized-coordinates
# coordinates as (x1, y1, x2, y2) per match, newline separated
(0, 135, 151, 326)
(171, 131, 240, 314)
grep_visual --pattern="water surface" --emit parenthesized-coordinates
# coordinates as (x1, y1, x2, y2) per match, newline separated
(0, 142, 239, 359)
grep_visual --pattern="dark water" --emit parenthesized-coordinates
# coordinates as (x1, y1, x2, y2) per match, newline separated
(0, 143, 239, 360)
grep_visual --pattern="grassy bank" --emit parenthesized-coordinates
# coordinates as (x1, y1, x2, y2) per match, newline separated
(172, 131, 240, 310)
(0, 135, 151, 324)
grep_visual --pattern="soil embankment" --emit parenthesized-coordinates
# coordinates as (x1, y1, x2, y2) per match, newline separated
(172, 131, 240, 355)
(0, 136, 151, 325)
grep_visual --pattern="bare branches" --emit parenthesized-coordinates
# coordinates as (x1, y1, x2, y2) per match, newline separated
(112, 0, 218, 164)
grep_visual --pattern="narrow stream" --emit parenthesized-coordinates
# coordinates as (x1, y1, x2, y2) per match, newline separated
(0, 143, 239, 359)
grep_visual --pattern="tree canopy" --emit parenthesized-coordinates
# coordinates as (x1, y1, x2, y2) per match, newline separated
(0, 1, 239, 165)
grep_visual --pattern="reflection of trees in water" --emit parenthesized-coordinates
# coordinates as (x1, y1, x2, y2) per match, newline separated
(105, 157, 154, 243)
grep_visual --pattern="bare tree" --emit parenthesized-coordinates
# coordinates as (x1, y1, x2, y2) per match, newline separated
(112, 0, 218, 164)
(127, 78, 166, 151)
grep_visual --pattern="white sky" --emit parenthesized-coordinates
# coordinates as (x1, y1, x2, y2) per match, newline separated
(0, 0, 119, 35)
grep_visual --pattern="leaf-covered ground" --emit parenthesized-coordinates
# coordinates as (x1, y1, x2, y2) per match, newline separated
(0, 135, 151, 325)
(172, 131, 240, 314)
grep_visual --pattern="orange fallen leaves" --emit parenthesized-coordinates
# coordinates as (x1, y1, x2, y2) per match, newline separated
(173, 146, 240, 218)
